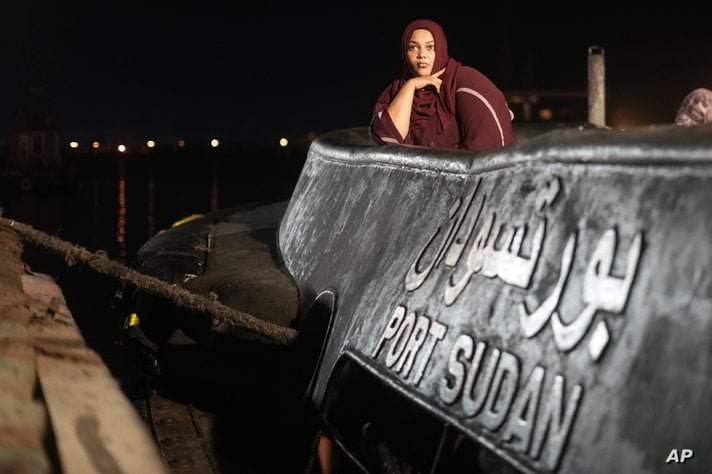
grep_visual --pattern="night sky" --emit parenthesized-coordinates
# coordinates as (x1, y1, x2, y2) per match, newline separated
(2, 2, 710, 146)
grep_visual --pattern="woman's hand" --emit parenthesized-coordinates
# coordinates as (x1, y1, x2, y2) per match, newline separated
(385, 68, 447, 141)
(407, 68, 446, 92)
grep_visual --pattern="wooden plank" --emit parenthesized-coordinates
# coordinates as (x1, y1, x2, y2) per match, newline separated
(37, 355, 168, 474)
(149, 390, 218, 472)
(21, 271, 168, 473)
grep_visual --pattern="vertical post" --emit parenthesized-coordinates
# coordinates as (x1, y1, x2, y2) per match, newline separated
(588, 46, 606, 127)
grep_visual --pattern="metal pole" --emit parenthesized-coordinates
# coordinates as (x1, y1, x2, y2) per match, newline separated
(588, 46, 606, 127)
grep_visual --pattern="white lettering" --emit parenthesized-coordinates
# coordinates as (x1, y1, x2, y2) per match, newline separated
(444, 214, 546, 306)
(372, 305, 406, 358)
(482, 219, 546, 289)
(519, 228, 643, 362)
(535, 177, 561, 211)
(412, 319, 447, 386)
(665, 449, 695, 463)
(394, 314, 430, 377)
(436, 337, 582, 471)
(552, 229, 642, 354)
(385, 311, 416, 368)
(519, 232, 576, 337)
(479, 351, 520, 432)
(405, 178, 553, 306)
(444, 213, 496, 305)
(462, 345, 499, 417)
(529, 375, 583, 471)
(442, 180, 485, 267)
(681, 449, 694, 463)
(373, 305, 448, 387)
(502, 366, 546, 454)
(405, 193, 470, 291)
(439, 334, 474, 404)
(665, 449, 680, 463)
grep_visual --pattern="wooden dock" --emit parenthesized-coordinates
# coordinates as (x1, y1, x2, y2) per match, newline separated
(0, 225, 168, 473)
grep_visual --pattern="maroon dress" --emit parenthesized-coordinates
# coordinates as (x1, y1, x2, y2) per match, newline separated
(369, 19, 516, 151)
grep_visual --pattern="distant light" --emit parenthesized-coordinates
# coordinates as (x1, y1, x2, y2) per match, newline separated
(279, 138, 288, 147)
(539, 108, 553, 121)
(178, 139, 186, 148)
(147, 140, 156, 148)
(69, 141, 79, 148)
(118, 144, 127, 152)
(210, 139, 220, 148)
(92, 141, 101, 149)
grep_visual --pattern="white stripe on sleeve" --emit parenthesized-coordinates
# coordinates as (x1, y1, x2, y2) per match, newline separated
(456, 87, 506, 147)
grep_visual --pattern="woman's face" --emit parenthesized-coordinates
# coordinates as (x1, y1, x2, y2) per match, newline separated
(406, 28, 435, 76)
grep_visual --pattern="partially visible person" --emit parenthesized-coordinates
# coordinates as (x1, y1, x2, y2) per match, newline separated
(369, 18, 516, 151)
(674, 88, 712, 125)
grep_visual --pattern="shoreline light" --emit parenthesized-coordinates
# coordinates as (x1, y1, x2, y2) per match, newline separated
(69, 141, 79, 148)
(118, 144, 127, 152)
(210, 138, 220, 148)
(147, 140, 156, 148)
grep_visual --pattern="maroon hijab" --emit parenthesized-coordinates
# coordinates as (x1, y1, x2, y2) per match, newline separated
(397, 19, 461, 134)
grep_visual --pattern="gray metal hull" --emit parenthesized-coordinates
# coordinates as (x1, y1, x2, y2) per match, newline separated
(279, 124, 712, 473)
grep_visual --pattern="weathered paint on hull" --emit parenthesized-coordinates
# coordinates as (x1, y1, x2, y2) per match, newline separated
(279, 125, 712, 473)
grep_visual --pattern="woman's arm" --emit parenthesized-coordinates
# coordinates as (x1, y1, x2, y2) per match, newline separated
(369, 70, 447, 145)
(387, 69, 446, 140)
(385, 81, 418, 141)
(455, 91, 514, 150)
(369, 86, 405, 145)
(455, 69, 516, 151)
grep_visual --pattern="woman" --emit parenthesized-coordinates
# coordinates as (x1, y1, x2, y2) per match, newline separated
(369, 19, 516, 151)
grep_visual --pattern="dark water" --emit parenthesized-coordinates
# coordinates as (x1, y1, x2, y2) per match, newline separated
(1, 141, 307, 366)
(0, 143, 309, 436)
(1, 142, 306, 265)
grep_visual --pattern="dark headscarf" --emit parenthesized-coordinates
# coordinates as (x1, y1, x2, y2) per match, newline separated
(397, 19, 461, 134)
(674, 88, 712, 125)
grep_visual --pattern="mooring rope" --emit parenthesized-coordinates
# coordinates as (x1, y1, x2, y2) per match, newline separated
(0, 216, 298, 346)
